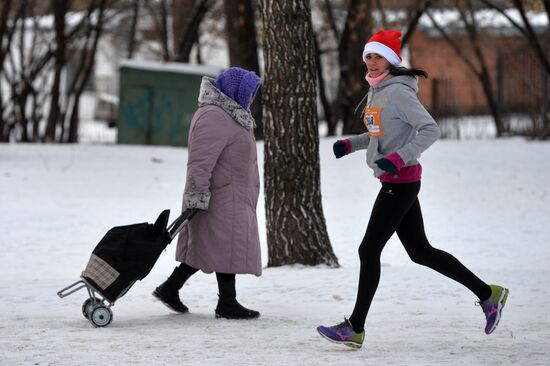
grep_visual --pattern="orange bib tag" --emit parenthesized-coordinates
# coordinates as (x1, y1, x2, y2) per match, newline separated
(363, 108, 383, 137)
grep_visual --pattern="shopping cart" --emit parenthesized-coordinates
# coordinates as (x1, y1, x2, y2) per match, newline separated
(57, 209, 196, 327)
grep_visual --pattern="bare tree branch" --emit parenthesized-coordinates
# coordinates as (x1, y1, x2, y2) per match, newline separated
(426, 10, 480, 77)
(402, 0, 434, 47)
(479, 0, 550, 73)
(478, 0, 528, 36)
(511, 0, 550, 73)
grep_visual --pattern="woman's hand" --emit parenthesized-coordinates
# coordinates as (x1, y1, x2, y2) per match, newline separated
(374, 158, 398, 174)
(333, 139, 352, 159)
(375, 152, 405, 174)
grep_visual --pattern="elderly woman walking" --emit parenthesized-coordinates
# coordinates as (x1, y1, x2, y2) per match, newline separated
(153, 67, 262, 319)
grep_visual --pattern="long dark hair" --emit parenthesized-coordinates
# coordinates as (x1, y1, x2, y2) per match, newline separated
(389, 65, 428, 78)
(353, 65, 429, 116)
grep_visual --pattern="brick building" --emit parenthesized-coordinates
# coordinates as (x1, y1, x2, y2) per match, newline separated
(408, 21, 548, 118)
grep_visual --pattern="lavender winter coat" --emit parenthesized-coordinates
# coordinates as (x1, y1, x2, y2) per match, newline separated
(175, 77, 262, 276)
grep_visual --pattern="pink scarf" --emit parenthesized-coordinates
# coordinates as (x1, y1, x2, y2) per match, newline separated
(365, 70, 390, 88)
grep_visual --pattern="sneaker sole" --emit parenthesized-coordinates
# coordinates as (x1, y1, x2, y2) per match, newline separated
(316, 328, 362, 349)
(152, 291, 189, 314)
(486, 287, 509, 335)
(215, 312, 260, 320)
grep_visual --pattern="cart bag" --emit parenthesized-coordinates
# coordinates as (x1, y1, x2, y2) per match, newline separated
(81, 209, 189, 303)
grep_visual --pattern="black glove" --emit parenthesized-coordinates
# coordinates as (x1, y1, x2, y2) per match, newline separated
(333, 140, 350, 159)
(375, 158, 398, 174)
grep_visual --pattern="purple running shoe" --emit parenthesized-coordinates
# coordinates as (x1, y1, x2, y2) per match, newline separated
(478, 284, 509, 334)
(317, 318, 365, 349)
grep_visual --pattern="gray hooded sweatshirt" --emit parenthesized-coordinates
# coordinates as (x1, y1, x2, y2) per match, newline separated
(348, 74, 441, 178)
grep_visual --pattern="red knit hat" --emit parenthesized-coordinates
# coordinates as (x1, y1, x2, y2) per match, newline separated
(362, 29, 402, 66)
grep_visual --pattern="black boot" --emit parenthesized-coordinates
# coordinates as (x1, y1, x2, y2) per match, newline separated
(153, 265, 195, 313)
(214, 273, 260, 319)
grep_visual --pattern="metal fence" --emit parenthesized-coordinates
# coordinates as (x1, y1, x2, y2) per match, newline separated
(430, 46, 549, 139)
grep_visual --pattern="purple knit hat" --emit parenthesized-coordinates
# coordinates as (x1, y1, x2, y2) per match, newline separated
(213, 67, 261, 110)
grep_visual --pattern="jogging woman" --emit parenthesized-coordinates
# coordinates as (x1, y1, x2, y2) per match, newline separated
(316, 30, 509, 349)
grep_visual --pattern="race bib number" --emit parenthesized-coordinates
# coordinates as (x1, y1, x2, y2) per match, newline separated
(363, 108, 383, 137)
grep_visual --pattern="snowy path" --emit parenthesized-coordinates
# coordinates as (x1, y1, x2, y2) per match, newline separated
(1, 138, 549, 365)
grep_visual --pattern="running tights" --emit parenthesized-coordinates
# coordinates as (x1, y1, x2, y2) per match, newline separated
(348, 181, 491, 333)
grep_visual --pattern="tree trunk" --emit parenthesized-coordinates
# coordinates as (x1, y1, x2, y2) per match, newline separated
(479, 69, 504, 136)
(461, 0, 504, 135)
(159, 0, 170, 61)
(172, 0, 195, 55)
(127, 0, 140, 59)
(0, 0, 14, 66)
(314, 34, 335, 136)
(318, 0, 339, 136)
(322, 0, 339, 40)
(174, 0, 213, 63)
(224, 0, 263, 139)
(0, 0, 14, 141)
(339, 0, 372, 135)
(68, 0, 108, 143)
(258, 0, 339, 267)
(144, 0, 171, 60)
(44, 0, 69, 142)
(0, 92, 4, 142)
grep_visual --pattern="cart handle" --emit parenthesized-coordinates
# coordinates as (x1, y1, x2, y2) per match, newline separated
(167, 209, 198, 240)
(57, 280, 87, 298)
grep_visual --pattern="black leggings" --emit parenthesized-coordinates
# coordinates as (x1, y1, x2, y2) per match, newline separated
(348, 181, 491, 332)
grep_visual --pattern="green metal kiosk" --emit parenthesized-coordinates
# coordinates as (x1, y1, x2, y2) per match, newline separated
(118, 60, 220, 147)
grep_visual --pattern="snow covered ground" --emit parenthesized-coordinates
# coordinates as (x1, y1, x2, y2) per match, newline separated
(1, 137, 549, 365)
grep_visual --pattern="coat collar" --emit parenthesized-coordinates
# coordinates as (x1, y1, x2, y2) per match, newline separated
(198, 77, 256, 130)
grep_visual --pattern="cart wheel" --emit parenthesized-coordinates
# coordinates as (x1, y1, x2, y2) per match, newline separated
(82, 297, 102, 319)
(90, 306, 113, 327)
